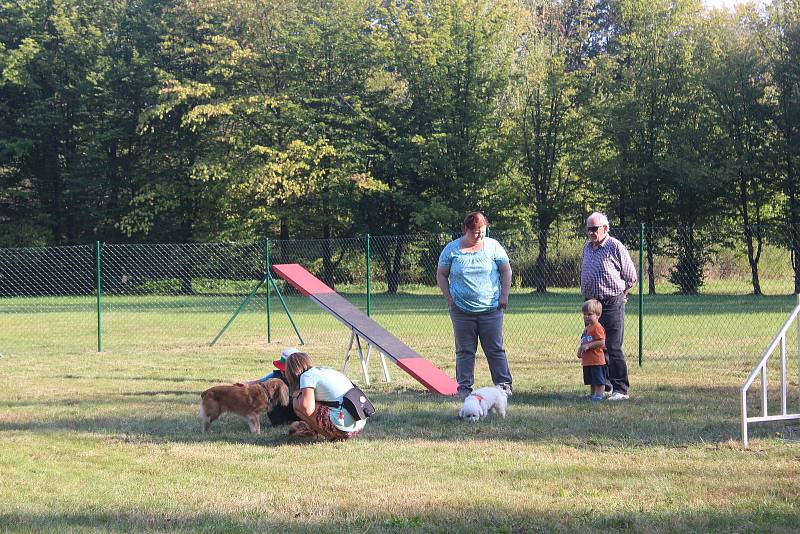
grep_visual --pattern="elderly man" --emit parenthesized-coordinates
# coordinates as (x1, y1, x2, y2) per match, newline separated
(581, 212, 638, 401)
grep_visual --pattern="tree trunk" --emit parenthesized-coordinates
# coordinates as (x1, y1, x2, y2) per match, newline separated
(322, 224, 335, 289)
(788, 153, 800, 294)
(35, 138, 65, 244)
(644, 222, 656, 295)
(534, 224, 549, 293)
(179, 260, 194, 295)
(387, 237, 404, 295)
(105, 140, 122, 240)
(178, 197, 194, 295)
(178, 244, 194, 295)
(644, 224, 655, 295)
(743, 226, 762, 296)
(739, 172, 762, 296)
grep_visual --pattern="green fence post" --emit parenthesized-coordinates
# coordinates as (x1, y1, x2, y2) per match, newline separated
(96, 241, 102, 352)
(267, 275, 304, 345)
(639, 223, 644, 367)
(366, 234, 371, 317)
(211, 278, 267, 347)
(266, 238, 271, 343)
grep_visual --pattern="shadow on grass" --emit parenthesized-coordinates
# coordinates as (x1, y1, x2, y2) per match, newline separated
(56, 374, 222, 383)
(0, 383, 764, 447)
(1, 505, 799, 533)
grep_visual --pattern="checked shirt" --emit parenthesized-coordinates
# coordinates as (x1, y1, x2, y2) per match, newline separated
(581, 235, 638, 301)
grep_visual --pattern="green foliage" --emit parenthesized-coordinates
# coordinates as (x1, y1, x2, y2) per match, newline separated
(504, 0, 599, 291)
(375, 0, 517, 230)
(2, 0, 799, 295)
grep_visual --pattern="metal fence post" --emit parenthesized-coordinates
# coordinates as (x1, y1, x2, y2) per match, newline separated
(266, 238, 271, 343)
(366, 233, 371, 317)
(96, 241, 102, 352)
(639, 223, 644, 367)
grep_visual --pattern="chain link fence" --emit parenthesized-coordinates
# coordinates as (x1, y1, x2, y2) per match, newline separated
(1, 226, 798, 386)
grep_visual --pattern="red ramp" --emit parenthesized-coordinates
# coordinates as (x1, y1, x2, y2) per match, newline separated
(272, 263, 458, 395)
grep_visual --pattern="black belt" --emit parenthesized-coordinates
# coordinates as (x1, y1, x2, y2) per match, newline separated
(319, 400, 342, 408)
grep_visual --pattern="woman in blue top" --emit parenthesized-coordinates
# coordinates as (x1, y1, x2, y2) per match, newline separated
(285, 351, 366, 441)
(436, 211, 513, 400)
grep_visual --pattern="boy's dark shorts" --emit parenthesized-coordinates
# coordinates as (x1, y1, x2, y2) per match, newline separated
(583, 364, 609, 386)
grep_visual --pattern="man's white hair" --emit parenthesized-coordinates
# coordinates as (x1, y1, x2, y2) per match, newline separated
(587, 212, 609, 228)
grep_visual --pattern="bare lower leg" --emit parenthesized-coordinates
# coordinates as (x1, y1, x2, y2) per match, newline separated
(591, 384, 605, 397)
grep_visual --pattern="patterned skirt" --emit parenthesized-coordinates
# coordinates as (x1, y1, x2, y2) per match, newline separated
(289, 405, 361, 442)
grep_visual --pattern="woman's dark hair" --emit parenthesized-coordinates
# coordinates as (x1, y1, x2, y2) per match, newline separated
(462, 211, 490, 232)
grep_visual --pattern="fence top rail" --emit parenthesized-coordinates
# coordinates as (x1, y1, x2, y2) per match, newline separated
(0, 244, 92, 253)
(741, 294, 800, 392)
(0, 229, 646, 252)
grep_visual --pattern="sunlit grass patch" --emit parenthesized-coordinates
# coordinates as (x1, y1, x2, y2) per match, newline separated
(1, 292, 800, 531)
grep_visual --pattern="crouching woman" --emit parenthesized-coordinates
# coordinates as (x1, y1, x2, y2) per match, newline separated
(285, 351, 366, 441)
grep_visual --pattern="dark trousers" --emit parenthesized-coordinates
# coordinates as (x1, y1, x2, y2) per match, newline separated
(598, 294, 629, 394)
(449, 306, 512, 394)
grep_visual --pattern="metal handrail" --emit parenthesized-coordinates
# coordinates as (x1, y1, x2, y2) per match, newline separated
(741, 294, 800, 448)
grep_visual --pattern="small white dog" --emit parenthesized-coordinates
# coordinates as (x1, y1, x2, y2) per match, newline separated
(459, 386, 508, 422)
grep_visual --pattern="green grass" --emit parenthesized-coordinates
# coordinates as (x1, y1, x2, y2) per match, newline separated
(1, 291, 800, 532)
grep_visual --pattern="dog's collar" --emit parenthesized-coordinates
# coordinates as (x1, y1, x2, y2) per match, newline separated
(468, 394, 484, 402)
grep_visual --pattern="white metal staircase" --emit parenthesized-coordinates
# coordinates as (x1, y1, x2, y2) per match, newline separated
(741, 294, 800, 448)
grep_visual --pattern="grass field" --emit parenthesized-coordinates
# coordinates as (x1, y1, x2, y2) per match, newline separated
(1, 290, 800, 532)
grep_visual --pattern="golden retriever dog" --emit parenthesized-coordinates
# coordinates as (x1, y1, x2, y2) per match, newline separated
(200, 378, 289, 433)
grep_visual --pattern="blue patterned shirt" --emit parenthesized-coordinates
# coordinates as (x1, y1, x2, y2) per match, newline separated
(438, 237, 510, 313)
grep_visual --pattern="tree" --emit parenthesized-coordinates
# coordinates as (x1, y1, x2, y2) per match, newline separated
(137, 0, 384, 286)
(596, 0, 704, 294)
(0, 0, 153, 245)
(697, 7, 774, 294)
(761, 0, 800, 293)
(367, 0, 516, 292)
(506, 0, 597, 293)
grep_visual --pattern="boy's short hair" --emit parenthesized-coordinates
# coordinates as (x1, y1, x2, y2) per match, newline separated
(582, 299, 602, 316)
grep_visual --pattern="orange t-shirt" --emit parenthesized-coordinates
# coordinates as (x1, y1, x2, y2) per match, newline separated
(580, 322, 606, 366)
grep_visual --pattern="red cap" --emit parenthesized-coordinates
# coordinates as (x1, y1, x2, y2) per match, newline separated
(273, 347, 300, 372)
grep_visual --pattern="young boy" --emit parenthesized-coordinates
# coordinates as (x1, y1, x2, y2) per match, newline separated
(236, 346, 301, 386)
(578, 299, 609, 402)
(233, 346, 302, 425)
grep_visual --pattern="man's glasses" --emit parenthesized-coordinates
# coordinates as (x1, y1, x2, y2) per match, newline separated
(586, 226, 601, 232)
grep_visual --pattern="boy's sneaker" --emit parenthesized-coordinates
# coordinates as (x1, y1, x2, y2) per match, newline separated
(589, 394, 605, 402)
(608, 391, 630, 401)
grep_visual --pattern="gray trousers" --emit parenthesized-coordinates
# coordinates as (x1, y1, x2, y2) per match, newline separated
(449, 306, 512, 394)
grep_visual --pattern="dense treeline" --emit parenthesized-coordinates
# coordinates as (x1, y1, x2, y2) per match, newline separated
(1, 0, 799, 293)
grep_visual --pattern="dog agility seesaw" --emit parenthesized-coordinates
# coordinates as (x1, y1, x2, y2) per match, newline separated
(272, 263, 458, 396)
